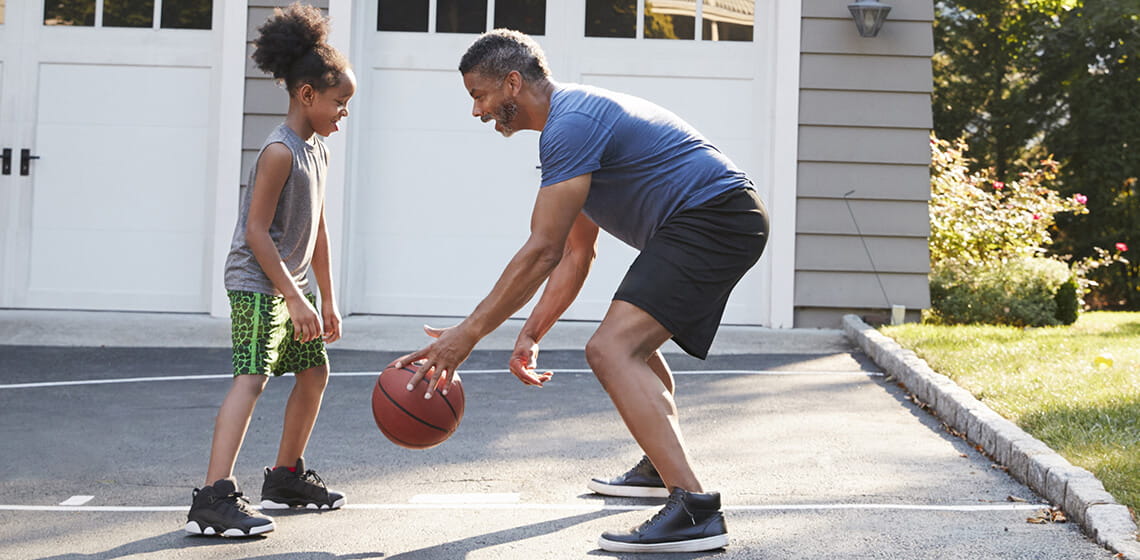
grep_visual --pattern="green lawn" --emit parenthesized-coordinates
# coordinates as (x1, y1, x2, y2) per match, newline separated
(881, 311, 1140, 515)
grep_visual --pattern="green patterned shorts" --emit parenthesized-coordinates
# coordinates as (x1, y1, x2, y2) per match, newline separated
(228, 290, 329, 376)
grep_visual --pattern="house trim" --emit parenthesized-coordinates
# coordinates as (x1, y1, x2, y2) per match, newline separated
(209, 0, 249, 317)
(769, 0, 801, 328)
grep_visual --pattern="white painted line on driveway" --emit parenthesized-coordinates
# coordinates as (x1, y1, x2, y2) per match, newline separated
(0, 502, 1045, 513)
(0, 369, 882, 390)
(410, 493, 521, 504)
(0, 374, 231, 389)
(58, 495, 94, 506)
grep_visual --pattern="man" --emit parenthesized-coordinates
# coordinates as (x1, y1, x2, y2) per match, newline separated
(394, 29, 769, 553)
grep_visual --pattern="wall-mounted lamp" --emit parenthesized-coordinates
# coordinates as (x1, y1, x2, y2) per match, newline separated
(848, 0, 892, 38)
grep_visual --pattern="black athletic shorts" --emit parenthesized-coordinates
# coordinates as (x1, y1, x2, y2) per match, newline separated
(614, 187, 769, 359)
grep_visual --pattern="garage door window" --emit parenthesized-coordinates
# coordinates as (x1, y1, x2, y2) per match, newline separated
(44, 0, 212, 29)
(379, 0, 546, 35)
(586, 0, 752, 41)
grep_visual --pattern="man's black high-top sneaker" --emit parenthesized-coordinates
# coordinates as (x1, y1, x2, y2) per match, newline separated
(260, 457, 346, 510)
(598, 487, 728, 553)
(185, 477, 275, 537)
(587, 455, 669, 498)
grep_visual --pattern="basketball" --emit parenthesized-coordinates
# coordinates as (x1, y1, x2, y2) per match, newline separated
(371, 364, 465, 449)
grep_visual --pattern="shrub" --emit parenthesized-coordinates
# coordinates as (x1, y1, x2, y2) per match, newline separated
(929, 257, 1080, 327)
(930, 136, 1088, 268)
(928, 136, 1095, 325)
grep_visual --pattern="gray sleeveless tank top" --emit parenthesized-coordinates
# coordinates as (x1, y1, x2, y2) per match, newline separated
(224, 124, 328, 295)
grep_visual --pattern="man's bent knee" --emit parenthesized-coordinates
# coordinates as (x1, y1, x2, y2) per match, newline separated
(584, 334, 612, 373)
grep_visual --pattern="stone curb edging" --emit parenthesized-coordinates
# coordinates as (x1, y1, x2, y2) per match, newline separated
(842, 314, 1140, 560)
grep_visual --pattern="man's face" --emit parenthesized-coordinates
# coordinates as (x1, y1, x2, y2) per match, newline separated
(463, 71, 519, 138)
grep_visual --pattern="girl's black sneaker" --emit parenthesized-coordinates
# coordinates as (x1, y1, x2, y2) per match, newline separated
(185, 477, 275, 537)
(260, 457, 346, 510)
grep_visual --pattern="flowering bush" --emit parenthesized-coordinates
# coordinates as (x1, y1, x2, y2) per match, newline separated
(929, 136, 1088, 268)
(928, 136, 1093, 325)
(1068, 245, 1131, 302)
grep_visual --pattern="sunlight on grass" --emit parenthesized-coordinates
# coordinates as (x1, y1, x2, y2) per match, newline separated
(882, 312, 1140, 513)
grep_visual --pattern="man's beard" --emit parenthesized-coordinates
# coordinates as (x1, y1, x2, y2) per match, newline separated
(483, 99, 519, 137)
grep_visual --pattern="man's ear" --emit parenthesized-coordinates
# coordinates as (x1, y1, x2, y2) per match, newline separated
(505, 71, 523, 95)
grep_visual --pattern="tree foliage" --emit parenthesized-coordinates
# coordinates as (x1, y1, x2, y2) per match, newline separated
(1036, 2, 1140, 308)
(932, 1, 1070, 178)
(933, 0, 1140, 309)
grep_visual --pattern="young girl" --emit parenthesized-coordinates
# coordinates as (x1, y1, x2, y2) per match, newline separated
(185, 3, 356, 537)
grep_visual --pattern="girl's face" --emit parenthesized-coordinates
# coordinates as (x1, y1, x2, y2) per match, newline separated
(304, 69, 357, 137)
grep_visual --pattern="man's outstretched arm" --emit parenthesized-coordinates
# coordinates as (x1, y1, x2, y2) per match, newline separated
(394, 173, 592, 395)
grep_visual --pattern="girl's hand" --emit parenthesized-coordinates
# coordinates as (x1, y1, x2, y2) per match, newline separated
(321, 300, 342, 343)
(285, 294, 322, 343)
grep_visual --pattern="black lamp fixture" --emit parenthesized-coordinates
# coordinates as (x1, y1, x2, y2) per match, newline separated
(847, 0, 892, 38)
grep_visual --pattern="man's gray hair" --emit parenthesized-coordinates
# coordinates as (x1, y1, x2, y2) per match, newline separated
(459, 29, 551, 83)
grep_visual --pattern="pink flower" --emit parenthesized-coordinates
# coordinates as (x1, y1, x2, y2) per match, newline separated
(1032, 214, 1041, 220)
(993, 181, 1005, 190)
(1074, 193, 1088, 205)
(1116, 242, 1129, 252)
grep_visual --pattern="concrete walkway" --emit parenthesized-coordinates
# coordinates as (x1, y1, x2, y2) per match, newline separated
(0, 309, 1135, 559)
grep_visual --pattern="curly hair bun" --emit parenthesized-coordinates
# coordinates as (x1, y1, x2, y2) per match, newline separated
(251, 2, 332, 82)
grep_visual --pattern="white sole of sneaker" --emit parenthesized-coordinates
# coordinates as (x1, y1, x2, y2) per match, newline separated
(184, 520, 275, 537)
(597, 533, 728, 553)
(586, 480, 670, 499)
(260, 497, 346, 510)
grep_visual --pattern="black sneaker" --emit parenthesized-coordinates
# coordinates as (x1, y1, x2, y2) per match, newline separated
(260, 457, 346, 510)
(185, 477, 275, 537)
(598, 487, 728, 553)
(587, 455, 669, 498)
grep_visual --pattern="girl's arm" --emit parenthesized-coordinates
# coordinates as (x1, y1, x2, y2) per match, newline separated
(310, 205, 341, 343)
(245, 143, 322, 343)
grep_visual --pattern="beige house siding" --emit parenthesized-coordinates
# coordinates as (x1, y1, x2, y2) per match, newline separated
(796, 0, 934, 327)
(241, 1, 328, 185)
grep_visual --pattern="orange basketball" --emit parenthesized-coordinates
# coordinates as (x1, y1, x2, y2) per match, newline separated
(371, 364, 465, 449)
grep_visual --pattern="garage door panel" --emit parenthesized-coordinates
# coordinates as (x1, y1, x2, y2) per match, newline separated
(369, 68, 480, 132)
(26, 229, 205, 311)
(38, 64, 209, 127)
(351, 64, 541, 316)
(25, 63, 210, 311)
(351, 232, 523, 315)
(355, 131, 538, 237)
(34, 123, 207, 231)
(352, 228, 640, 320)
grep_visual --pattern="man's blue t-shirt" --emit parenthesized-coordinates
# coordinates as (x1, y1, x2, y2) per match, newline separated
(539, 83, 752, 249)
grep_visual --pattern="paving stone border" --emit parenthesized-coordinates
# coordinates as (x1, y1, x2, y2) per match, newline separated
(843, 314, 1140, 560)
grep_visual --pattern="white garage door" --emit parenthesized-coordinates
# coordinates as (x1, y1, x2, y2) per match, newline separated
(347, 0, 770, 324)
(0, 1, 218, 312)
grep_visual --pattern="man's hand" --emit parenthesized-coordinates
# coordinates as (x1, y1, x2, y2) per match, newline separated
(509, 334, 553, 387)
(392, 324, 478, 399)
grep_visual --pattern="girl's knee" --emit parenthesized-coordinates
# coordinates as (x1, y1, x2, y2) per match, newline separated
(295, 365, 330, 390)
(233, 374, 269, 394)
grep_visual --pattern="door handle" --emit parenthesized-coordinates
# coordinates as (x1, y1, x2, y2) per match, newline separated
(20, 149, 40, 176)
(1, 148, 10, 175)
